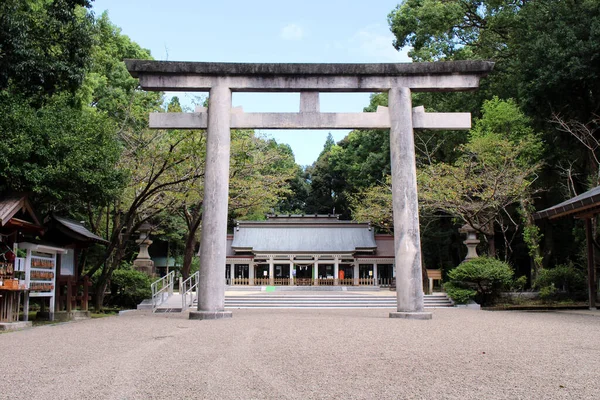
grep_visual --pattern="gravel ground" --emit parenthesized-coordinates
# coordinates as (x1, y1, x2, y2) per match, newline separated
(1, 308, 599, 400)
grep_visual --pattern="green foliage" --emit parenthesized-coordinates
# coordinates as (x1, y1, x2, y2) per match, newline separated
(444, 282, 477, 304)
(0, 0, 94, 102)
(108, 267, 152, 309)
(538, 284, 557, 301)
(533, 264, 586, 294)
(512, 275, 528, 292)
(447, 257, 514, 305)
(512, 0, 600, 123)
(0, 92, 125, 214)
(388, 0, 521, 62)
(417, 98, 542, 256)
(350, 176, 393, 232)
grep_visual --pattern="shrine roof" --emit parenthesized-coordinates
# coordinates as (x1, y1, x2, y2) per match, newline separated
(534, 186, 600, 220)
(231, 217, 376, 253)
(50, 215, 109, 245)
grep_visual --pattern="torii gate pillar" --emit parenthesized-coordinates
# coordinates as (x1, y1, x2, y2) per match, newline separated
(388, 87, 430, 319)
(190, 84, 233, 320)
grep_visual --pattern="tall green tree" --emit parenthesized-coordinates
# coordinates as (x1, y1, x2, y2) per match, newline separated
(0, 0, 94, 103)
(0, 93, 124, 214)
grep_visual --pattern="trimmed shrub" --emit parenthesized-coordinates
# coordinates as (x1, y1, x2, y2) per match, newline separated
(534, 263, 586, 293)
(444, 282, 476, 304)
(447, 257, 514, 306)
(534, 263, 586, 301)
(109, 268, 152, 309)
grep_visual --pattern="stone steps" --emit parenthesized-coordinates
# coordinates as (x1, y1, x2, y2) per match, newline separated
(155, 293, 453, 312)
(219, 293, 452, 309)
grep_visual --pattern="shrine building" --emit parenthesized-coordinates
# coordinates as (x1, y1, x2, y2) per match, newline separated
(225, 214, 395, 287)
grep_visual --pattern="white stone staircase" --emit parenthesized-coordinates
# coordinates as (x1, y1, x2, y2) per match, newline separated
(153, 291, 453, 312)
(222, 292, 452, 309)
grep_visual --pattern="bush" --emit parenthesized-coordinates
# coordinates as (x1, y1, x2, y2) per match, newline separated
(444, 282, 476, 304)
(534, 263, 586, 301)
(534, 263, 586, 293)
(539, 284, 557, 301)
(109, 268, 152, 309)
(447, 257, 514, 306)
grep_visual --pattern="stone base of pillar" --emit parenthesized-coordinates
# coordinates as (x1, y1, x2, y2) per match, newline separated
(313, 279, 319, 286)
(334, 279, 339, 286)
(389, 312, 432, 320)
(269, 278, 274, 286)
(189, 311, 233, 320)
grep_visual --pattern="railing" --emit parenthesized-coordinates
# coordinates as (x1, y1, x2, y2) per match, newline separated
(57, 276, 91, 312)
(318, 278, 335, 286)
(254, 277, 270, 286)
(273, 278, 290, 286)
(231, 278, 250, 285)
(340, 278, 354, 286)
(151, 271, 174, 312)
(358, 278, 374, 286)
(377, 277, 393, 287)
(295, 278, 313, 286)
(180, 271, 199, 311)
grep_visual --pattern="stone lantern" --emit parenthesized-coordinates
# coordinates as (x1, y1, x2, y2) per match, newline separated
(133, 222, 154, 276)
(459, 224, 480, 261)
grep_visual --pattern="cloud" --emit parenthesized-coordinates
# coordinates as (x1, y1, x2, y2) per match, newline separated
(280, 23, 304, 41)
(349, 24, 411, 62)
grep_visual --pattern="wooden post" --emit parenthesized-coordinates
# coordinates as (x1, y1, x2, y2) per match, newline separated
(66, 277, 72, 312)
(82, 276, 89, 311)
(585, 218, 597, 309)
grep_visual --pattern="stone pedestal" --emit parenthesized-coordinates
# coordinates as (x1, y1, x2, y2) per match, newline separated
(389, 312, 433, 320)
(189, 310, 232, 320)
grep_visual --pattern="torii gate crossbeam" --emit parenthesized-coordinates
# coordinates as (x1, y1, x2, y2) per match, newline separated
(126, 60, 494, 320)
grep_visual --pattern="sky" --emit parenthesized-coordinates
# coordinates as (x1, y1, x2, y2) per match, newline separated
(91, 0, 411, 166)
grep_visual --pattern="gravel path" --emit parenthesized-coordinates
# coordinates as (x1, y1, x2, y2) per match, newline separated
(1, 308, 599, 399)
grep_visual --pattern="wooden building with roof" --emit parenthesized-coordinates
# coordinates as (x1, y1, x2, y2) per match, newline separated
(225, 214, 396, 287)
(535, 186, 600, 309)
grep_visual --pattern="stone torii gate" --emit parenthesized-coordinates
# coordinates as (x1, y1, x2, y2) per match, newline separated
(126, 60, 494, 320)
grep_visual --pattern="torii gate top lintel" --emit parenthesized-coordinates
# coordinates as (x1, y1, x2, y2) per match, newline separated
(124, 59, 494, 92)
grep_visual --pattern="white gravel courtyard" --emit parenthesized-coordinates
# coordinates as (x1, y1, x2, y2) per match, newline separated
(1, 308, 599, 399)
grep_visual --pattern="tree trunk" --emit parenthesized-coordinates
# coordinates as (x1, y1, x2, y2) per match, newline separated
(487, 233, 496, 257)
(181, 205, 202, 281)
(422, 266, 429, 294)
(94, 274, 108, 312)
(181, 235, 197, 280)
(519, 198, 544, 283)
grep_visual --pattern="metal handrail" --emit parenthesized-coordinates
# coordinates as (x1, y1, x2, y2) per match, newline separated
(151, 271, 174, 312)
(180, 271, 199, 311)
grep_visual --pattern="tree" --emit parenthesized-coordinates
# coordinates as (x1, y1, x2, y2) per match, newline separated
(418, 98, 543, 256)
(0, 92, 125, 215)
(176, 129, 297, 280)
(388, 0, 523, 62)
(0, 0, 94, 103)
(88, 126, 206, 309)
(350, 176, 393, 234)
(304, 133, 344, 215)
(511, 0, 600, 125)
(352, 98, 542, 264)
